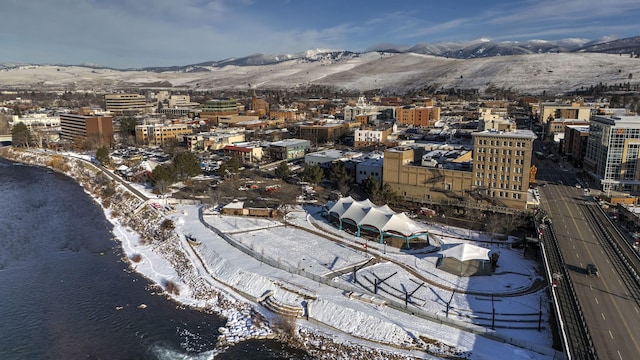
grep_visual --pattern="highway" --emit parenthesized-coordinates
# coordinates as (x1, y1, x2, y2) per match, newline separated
(536, 156, 640, 360)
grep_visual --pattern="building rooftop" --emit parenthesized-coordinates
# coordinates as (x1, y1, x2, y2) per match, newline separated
(270, 138, 309, 147)
(565, 125, 590, 133)
(594, 115, 640, 127)
(306, 149, 362, 161)
(472, 129, 537, 139)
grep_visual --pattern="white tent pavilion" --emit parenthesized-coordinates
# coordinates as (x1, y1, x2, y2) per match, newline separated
(438, 243, 491, 276)
(326, 197, 432, 249)
(438, 243, 490, 262)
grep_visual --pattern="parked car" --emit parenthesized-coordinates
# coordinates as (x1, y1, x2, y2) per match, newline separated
(586, 264, 599, 277)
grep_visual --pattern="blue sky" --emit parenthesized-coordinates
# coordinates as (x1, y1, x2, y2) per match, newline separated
(1, 0, 639, 69)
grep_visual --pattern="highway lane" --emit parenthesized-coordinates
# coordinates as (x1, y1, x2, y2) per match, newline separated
(538, 179, 640, 359)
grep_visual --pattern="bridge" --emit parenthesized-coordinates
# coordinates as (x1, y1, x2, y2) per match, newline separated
(0, 134, 12, 146)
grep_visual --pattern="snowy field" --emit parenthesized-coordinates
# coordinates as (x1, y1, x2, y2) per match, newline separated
(106, 179, 557, 358)
(2, 52, 640, 95)
(165, 203, 555, 356)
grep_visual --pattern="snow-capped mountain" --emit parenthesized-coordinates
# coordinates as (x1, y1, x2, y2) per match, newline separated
(578, 36, 640, 54)
(1, 36, 639, 95)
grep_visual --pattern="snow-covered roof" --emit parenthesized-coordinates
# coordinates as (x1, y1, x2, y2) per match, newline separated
(438, 243, 490, 262)
(223, 200, 245, 209)
(327, 198, 429, 237)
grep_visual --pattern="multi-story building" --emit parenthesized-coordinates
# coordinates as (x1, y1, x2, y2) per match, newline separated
(10, 113, 61, 145)
(182, 131, 245, 152)
(304, 149, 362, 170)
(60, 108, 114, 147)
(547, 118, 590, 137)
(135, 123, 192, 147)
(395, 106, 441, 127)
(355, 156, 384, 184)
(167, 95, 199, 108)
(104, 94, 151, 115)
(247, 96, 269, 118)
(298, 121, 353, 146)
(471, 130, 536, 208)
(539, 101, 592, 123)
(479, 118, 515, 132)
(200, 98, 239, 123)
(222, 142, 264, 163)
(478, 106, 508, 122)
(343, 96, 379, 121)
(269, 109, 299, 122)
(217, 115, 259, 127)
(354, 124, 397, 148)
(383, 129, 536, 210)
(583, 115, 640, 194)
(563, 125, 589, 166)
(10, 113, 60, 129)
(268, 139, 311, 160)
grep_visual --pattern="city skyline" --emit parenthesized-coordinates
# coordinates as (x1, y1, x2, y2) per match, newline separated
(1, 0, 640, 69)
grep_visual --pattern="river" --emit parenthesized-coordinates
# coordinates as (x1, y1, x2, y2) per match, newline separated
(0, 157, 313, 359)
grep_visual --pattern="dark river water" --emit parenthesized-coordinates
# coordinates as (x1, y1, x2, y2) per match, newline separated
(0, 157, 313, 360)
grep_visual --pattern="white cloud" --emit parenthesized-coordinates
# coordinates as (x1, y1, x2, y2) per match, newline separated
(1, 0, 639, 67)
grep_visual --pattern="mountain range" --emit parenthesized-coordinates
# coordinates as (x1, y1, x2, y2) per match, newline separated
(1, 36, 640, 95)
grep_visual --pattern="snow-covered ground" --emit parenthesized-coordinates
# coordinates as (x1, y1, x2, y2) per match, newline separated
(1, 52, 639, 95)
(1, 145, 561, 359)
(115, 177, 559, 359)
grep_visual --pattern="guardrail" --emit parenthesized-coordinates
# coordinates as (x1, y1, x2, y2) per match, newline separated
(535, 209, 597, 360)
(198, 206, 563, 358)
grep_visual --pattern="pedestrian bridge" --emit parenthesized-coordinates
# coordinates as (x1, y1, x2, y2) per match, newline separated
(0, 134, 12, 146)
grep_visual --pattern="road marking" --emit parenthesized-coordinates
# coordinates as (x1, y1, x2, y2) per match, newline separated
(576, 253, 580, 258)
(606, 258, 610, 263)
(601, 249, 604, 254)
(602, 313, 606, 320)
(573, 245, 576, 250)
(609, 330, 614, 339)
(635, 307, 639, 314)
(618, 350, 623, 360)
(619, 279, 623, 286)
(595, 297, 599, 304)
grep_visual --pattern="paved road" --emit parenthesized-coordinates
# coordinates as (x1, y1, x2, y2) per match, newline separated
(537, 164, 640, 360)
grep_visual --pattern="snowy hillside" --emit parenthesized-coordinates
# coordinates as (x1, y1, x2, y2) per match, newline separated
(1, 52, 639, 95)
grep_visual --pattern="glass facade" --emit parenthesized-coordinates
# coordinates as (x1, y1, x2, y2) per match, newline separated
(584, 116, 640, 193)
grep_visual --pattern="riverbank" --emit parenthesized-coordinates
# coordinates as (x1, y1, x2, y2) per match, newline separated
(0, 149, 276, 347)
(1, 147, 559, 360)
(0, 147, 436, 359)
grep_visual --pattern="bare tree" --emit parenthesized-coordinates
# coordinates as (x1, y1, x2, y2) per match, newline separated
(30, 128, 46, 148)
(0, 114, 11, 134)
(484, 213, 503, 243)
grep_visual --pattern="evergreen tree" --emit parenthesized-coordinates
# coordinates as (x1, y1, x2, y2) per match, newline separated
(300, 164, 323, 184)
(151, 164, 177, 194)
(173, 151, 201, 180)
(11, 122, 30, 148)
(119, 117, 137, 137)
(361, 175, 381, 201)
(95, 146, 110, 165)
(275, 161, 290, 179)
(328, 161, 351, 193)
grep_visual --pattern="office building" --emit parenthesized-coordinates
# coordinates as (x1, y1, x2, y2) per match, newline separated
(60, 108, 114, 147)
(395, 106, 441, 127)
(584, 115, 640, 194)
(104, 94, 151, 115)
(135, 123, 192, 147)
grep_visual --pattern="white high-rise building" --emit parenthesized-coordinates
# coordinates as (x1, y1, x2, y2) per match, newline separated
(584, 115, 640, 194)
